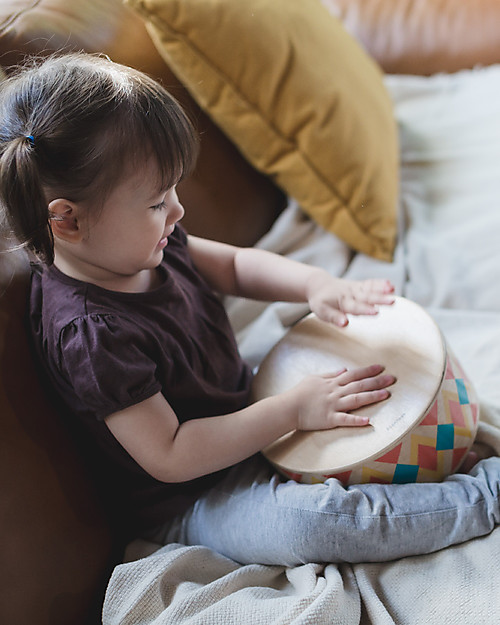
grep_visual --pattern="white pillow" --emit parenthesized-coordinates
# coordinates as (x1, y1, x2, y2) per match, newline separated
(384, 65, 500, 311)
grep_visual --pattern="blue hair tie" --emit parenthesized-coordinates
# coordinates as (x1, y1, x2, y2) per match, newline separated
(25, 134, 35, 146)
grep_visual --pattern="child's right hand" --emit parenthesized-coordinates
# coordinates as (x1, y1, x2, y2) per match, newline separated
(288, 364, 396, 431)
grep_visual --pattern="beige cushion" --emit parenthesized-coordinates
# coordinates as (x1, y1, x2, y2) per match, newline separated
(127, 0, 399, 260)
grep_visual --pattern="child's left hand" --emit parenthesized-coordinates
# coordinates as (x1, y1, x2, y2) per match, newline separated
(306, 272, 395, 327)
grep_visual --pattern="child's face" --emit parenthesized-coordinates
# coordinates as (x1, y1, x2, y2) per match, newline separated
(55, 163, 185, 290)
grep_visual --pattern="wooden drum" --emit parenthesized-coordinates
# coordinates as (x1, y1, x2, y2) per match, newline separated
(252, 297, 479, 485)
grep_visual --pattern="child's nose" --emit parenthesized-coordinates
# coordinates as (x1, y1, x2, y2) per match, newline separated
(168, 189, 185, 222)
(172, 198, 185, 222)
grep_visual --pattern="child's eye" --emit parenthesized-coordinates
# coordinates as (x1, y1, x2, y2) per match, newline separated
(150, 200, 166, 211)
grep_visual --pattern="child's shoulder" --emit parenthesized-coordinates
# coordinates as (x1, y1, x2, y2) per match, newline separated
(30, 263, 126, 336)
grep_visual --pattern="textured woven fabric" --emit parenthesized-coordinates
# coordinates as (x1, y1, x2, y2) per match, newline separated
(104, 543, 360, 625)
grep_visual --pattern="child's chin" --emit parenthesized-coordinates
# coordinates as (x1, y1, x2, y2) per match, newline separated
(152, 246, 166, 262)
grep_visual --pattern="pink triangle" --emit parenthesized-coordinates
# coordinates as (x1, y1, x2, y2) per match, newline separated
(452, 447, 468, 471)
(420, 401, 439, 426)
(325, 471, 352, 486)
(448, 399, 466, 427)
(418, 444, 438, 470)
(445, 359, 455, 380)
(376, 443, 402, 464)
(369, 475, 391, 484)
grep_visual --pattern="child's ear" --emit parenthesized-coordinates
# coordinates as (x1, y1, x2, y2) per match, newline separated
(48, 198, 82, 242)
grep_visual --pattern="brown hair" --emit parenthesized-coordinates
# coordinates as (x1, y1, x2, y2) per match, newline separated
(0, 53, 199, 264)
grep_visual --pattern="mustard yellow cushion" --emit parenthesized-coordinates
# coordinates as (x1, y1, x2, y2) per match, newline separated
(127, 0, 399, 260)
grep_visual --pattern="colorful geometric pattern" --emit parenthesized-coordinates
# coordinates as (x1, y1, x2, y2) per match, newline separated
(277, 349, 480, 486)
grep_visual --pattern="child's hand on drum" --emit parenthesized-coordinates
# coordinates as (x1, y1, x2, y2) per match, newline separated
(306, 273, 395, 327)
(288, 364, 396, 431)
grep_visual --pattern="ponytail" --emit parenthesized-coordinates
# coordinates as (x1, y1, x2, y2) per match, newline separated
(0, 134, 54, 264)
(0, 53, 199, 267)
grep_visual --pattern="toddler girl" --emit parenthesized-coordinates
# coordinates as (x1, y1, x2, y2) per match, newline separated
(1, 53, 498, 565)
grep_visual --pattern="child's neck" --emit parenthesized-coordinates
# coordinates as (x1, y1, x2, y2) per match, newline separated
(53, 251, 161, 293)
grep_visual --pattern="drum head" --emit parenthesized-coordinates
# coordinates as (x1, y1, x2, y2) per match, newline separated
(252, 297, 446, 475)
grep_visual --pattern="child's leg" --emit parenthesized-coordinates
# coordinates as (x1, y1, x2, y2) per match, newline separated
(159, 455, 500, 566)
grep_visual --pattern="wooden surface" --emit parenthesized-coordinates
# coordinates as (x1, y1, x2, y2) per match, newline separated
(252, 297, 445, 474)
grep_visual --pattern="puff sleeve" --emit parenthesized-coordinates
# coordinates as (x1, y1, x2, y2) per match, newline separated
(57, 313, 162, 421)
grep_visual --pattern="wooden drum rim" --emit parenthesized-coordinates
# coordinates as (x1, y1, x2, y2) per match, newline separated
(252, 297, 447, 476)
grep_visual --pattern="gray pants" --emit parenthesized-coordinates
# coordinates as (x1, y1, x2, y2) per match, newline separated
(153, 455, 500, 566)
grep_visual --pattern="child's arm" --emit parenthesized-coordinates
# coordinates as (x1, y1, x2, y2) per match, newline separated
(105, 364, 395, 483)
(187, 236, 395, 327)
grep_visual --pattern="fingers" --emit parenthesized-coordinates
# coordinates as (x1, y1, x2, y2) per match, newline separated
(338, 287, 395, 317)
(336, 388, 391, 414)
(335, 365, 395, 414)
(322, 364, 396, 416)
(297, 365, 396, 432)
(343, 365, 396, 388)
(319, 368, 348, 379)
(360, 278, 395, 297)
(329, 412, 370, 427)
(317, 280, 395, 327)
(322, 363, 387, 384)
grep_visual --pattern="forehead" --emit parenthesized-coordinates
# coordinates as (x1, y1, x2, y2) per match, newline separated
(109, 161, 166, 202)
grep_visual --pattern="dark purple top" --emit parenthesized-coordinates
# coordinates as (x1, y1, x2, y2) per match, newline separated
(28, 226, 252, 535)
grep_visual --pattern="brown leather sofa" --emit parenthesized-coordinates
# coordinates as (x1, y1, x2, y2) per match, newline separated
(1, 1, 499, 624)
